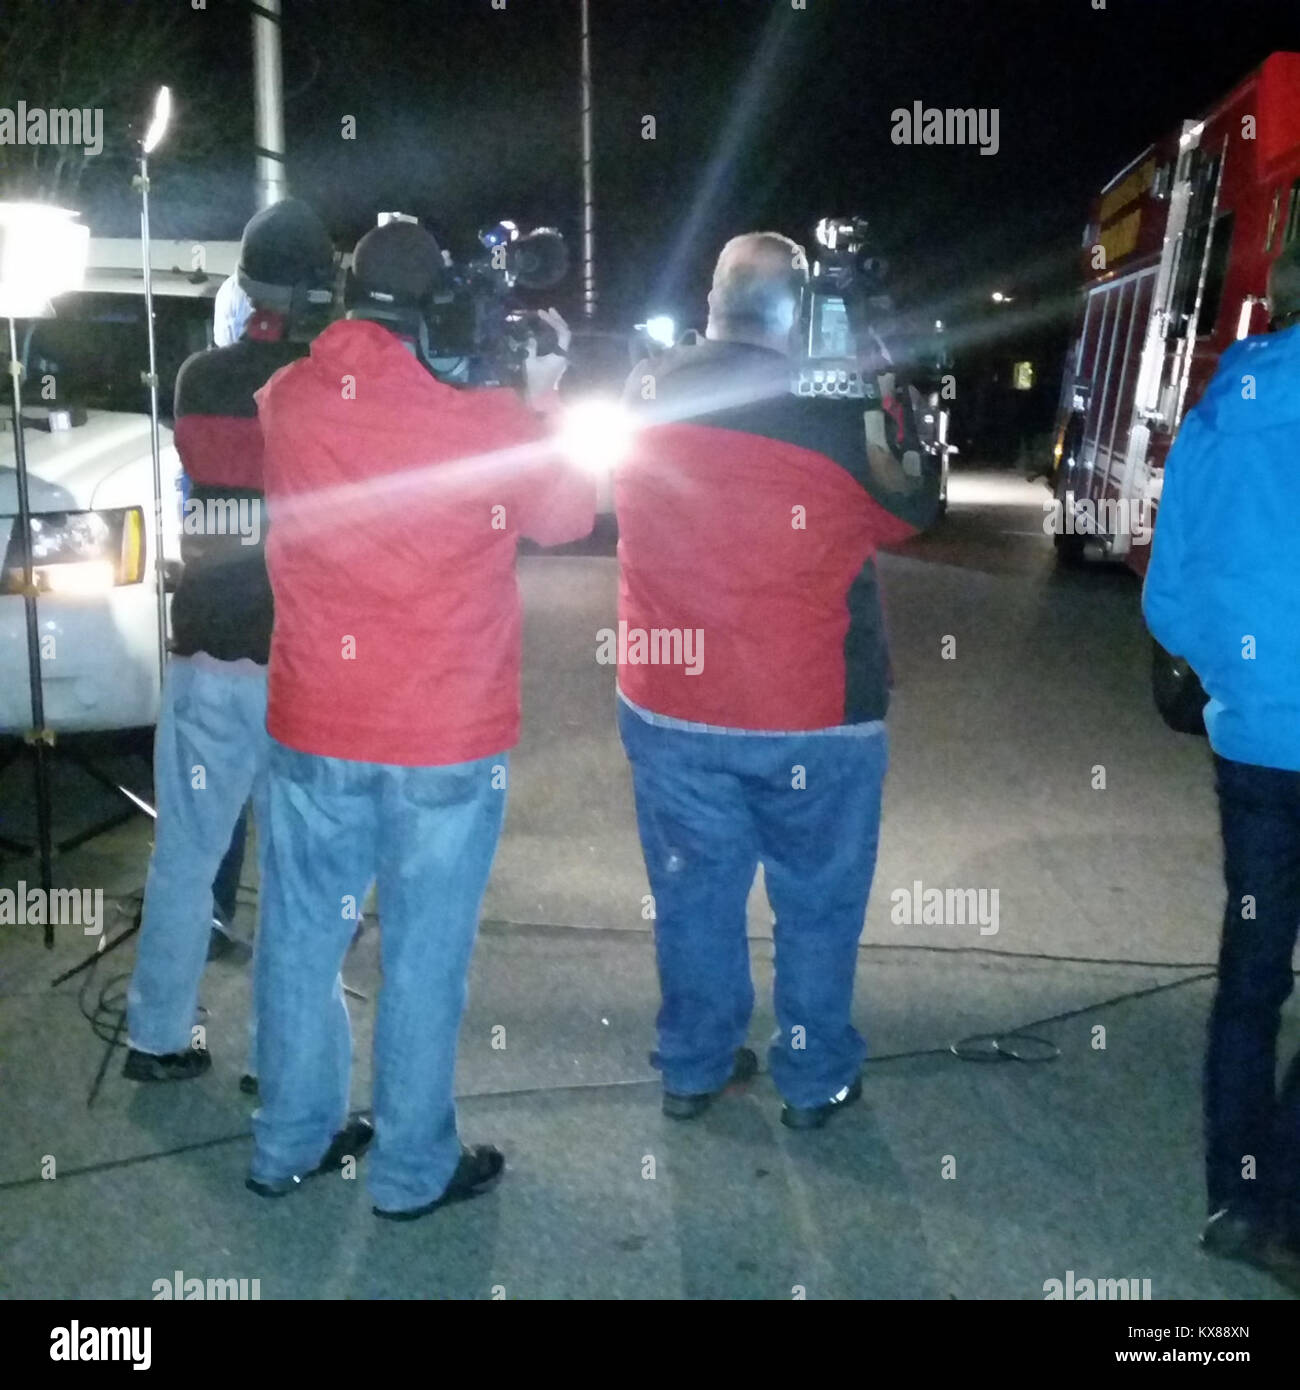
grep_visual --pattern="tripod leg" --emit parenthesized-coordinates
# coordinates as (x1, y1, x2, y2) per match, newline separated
(51, 902, 141, 987)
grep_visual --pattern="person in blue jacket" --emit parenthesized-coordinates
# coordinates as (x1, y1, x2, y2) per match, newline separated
(1143, 237, 1300, 1289)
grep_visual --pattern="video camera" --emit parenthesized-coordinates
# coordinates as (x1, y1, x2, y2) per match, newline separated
(794, 215, 892, 400)
(426, 218, 568, 387)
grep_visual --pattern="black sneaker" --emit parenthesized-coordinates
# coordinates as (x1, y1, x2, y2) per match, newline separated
(245, 1116, 375, 1199)
(123, 1045, 212, 1083)
(373, 1144, 505, 1221)
(662, 1047, 758, 1120)
(781, 1074, 863, 1130)
(1200, 1207, 1300, 1292)
(1200, 1206, 1271, 1264)
(208, 920, 252, 965)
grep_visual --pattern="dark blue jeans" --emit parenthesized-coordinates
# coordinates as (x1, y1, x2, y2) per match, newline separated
(1207, 755, 1300, 1231)
(618, 700, 887, 1109)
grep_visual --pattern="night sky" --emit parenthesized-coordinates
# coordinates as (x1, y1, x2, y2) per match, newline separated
(24, 0, 1300, 342)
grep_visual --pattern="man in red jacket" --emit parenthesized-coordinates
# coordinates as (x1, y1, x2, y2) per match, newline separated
(616, 231, 939, 1128)
(248, 220, 594, 1217)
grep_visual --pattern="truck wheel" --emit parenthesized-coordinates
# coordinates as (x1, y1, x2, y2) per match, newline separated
(1053, 417, 1087, 566)
(1054, 522, 1087, 566)
(1151, 639, 1207, 736)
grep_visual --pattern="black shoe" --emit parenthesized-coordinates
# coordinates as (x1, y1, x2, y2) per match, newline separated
(1201, 1208, 1300, 1292)
(1200, 1206, 1270, 1264)
(239, 1074, 259, 1096)
(373, 1144, 505, 1221)
(123, 1045, 211, 1083)
(781, 1074, 863, 1130)
(245, 1116, 375, 1199)
(208, 920, 252, 965)
(208, 921, 234, 961)
(662, 1047, 758, 1120)
(1259, 1238, 1300, 1295)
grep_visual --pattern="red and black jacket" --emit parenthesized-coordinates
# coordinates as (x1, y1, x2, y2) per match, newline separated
(256, 318, 596, 767)
(616, 339, 939, 730)
(169, 323, 305, 664)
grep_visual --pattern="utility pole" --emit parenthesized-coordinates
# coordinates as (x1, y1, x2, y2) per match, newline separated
(579, 0, 596, 319)
(252, 0, 287, 207)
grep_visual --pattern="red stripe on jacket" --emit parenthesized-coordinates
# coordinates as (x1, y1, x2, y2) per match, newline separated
(173, 415, 265, 490)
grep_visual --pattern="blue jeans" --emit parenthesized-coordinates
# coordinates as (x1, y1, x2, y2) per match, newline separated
(127, 657, 269, 1057)
(249, 740, 508, 1211)
(1207, 755, 1300, 1232)
(617, 699, 888, 1108)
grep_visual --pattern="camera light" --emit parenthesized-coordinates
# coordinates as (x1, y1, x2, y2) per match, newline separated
(644, 315, 676, 349)
(142, 86, 172, 155)
(480, 220, 519, 250)
(558, 399, 635, 478)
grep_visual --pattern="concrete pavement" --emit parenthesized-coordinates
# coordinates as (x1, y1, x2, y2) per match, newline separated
(1, 468, 1295, 1300)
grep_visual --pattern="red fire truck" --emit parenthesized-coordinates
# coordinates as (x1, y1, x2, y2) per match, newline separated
(1048, 51, 1300, 727)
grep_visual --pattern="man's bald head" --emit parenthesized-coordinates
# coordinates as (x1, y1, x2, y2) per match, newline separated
(706, 232, 808, 351)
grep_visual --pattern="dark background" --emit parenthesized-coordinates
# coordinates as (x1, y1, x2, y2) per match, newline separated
(15, 0, 1300, 448)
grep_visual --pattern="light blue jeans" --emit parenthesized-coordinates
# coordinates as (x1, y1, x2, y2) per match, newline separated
(249, 739, 508, 1211)
(127, 656, 269, 1058)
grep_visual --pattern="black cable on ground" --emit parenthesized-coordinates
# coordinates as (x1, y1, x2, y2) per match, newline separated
(2, 904, 1235, 1191)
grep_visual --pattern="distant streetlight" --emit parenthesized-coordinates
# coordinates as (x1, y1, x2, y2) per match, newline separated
(991, 291, 1013, 304)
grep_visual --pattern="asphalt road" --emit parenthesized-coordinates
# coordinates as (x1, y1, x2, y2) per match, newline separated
(1, 465, 1294, 1303)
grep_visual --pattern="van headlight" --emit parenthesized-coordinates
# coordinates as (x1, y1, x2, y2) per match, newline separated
(2, 507, 144, 594)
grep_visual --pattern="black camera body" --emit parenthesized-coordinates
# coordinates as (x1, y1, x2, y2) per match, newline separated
(424, 221, 568, 387)
(793, 215, 892, 401)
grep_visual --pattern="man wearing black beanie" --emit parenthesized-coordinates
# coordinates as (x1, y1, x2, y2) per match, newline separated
(124, 200, 342, 1104)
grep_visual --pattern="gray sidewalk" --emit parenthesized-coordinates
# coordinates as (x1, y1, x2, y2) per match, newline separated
(2, 484, 1297, 1299)
(0, 915, 1293, 1299)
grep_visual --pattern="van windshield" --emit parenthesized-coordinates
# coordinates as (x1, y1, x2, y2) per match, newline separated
(0, 293, 212, 420)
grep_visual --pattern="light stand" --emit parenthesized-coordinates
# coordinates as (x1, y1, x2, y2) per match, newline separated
(137, 85, 172, 694)
(6, 316, 55, 945)
(0, 203, 90, 948)
(46, 88, 174, 989)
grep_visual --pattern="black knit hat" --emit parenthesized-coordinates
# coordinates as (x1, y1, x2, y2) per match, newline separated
(236, 198, 335, 312)
(347, 220, 445, 312)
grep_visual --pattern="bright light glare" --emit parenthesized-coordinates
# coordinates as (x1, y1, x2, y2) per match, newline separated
(558, 399, 635, 478)
(0, 202, 89, 317)
(1235, 298, 1255, 341)
(143, 85, 172, 154)
(991, 292, 1005, 303)
(39, 561, 116, 595)
(645, 315, 676, 349)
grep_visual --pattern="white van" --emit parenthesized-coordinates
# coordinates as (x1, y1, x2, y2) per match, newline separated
(0, 239, 239, 735)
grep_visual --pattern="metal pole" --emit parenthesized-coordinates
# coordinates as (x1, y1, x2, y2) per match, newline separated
(7, 316, 55, 945)
(580, 0, 596, 319)
(138, 153, 169, 699)
(253, 0, 287, 208)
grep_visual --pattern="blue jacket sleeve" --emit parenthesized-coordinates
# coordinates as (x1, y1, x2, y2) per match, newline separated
(1141, 412, 1204, 668)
